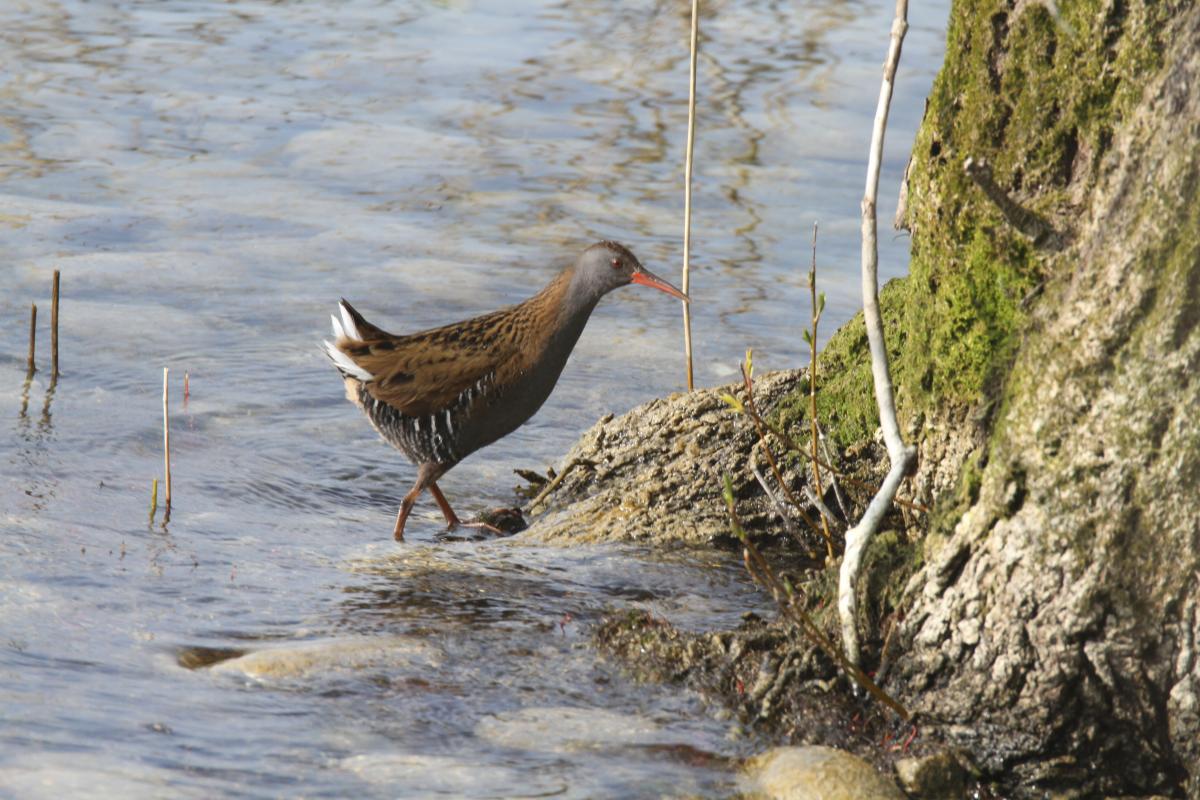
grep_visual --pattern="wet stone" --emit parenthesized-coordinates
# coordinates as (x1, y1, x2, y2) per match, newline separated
(893, 750, 972, 799)
(206, 636, 440, 680)
(342, 753, 564, 797)
(475, 706, 664, 752)
(741, 746, 905, 800)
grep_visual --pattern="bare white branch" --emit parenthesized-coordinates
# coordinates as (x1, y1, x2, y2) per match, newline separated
(839, 0, 918, 667)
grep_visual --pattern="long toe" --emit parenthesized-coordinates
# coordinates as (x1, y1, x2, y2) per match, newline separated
(476, 507, 527, 534)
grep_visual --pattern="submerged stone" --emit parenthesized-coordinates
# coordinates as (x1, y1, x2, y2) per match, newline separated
(342, 753, 560, 796)
(474, 705, 665, 752)
(207, 636, 439, 680)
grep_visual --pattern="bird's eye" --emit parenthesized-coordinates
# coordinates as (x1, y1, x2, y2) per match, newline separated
(611, 258, 621, 269)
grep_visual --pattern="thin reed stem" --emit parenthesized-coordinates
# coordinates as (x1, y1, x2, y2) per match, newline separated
(741, 362, 826, 542)
(163, 368, 172, 512)
(806, 223, 832, 557)
(26, 304, 37, 378)
(756, 403, 928, 514)
(817, 422, 850, 518)
(51, 270, 60, 381)
(680, 0, 699, 391)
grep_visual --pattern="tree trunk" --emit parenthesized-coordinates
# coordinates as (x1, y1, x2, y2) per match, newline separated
(890, 1, 1200, 795)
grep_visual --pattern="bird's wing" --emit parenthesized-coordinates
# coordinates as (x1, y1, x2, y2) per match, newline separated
(330, 301, 522, 418)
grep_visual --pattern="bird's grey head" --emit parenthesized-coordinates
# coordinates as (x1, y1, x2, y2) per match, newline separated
(574, 241, 688, 303)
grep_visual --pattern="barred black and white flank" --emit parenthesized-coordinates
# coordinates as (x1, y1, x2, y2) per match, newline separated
(324, 241, 687, 540)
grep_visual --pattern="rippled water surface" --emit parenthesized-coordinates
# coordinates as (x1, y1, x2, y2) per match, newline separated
(2, 0, 947, 796)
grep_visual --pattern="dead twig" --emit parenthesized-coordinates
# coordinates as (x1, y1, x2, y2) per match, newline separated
(724, 476, 910, 720)
(751, 411, 928, 514)
(802, 484, 839, 528)
(734, 354, 827, 547)
(751, 464, 802, 540)
(817, 422, 850, 519)
(527, 457, 591, 514)
(964, 156, 1065, 250)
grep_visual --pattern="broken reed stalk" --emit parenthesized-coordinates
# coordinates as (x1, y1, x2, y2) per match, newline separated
(751, 464, 803, 541)
(840, 0, 918, 667)
(724, 353, 924, 548)
(51, 270, 60, 381)
(805, 223, 833, 557)
(817, 422, 850, 518)
(723, 475, 910, 720)
(680, 0, 699, 391)
(183, 371, 189, 405)
(725, 386, 927, 514)
(737, 356, 826, 543)
(752, 412, 927, 513)
(150, 478, 158, 522)
(163, 368, 172, 511)
(26, 304, 37, 378)
(802, 484, 839, 530)
(827, 465, 926, 513)
(526, 456, 587, 514)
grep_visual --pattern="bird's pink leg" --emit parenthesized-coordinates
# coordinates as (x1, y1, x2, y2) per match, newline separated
(429, 481, 502, 534)
(393, 484, 424, 542)
(428, 482, 462, 527)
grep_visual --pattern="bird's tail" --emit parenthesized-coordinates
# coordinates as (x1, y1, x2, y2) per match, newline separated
(323, 300, 375, 382)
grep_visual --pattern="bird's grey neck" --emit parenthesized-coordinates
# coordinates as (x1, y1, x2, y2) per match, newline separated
(559, 265, 604, 327)
(531, 266, 601, 367)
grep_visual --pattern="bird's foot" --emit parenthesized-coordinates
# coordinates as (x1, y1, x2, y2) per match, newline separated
(434, 508, 526, 541)
(474, 506, 527, 534)
(449, 520, 504, 536)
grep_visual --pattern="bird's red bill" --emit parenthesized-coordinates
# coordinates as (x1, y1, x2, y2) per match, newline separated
(631, 270, 689, 302)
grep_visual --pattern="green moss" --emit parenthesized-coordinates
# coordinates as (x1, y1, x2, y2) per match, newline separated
(862, 529, 923, 628)
(913, 227, 1036, 404)
(776, 0, 1174, 459)
(898, 0, 1171, 407)
(790, 280, 908, 449)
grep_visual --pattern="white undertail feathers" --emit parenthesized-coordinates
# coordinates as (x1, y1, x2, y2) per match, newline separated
(322, 301, 375, 382)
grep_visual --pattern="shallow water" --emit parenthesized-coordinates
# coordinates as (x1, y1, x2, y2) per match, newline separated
(1, 0, 947, 796)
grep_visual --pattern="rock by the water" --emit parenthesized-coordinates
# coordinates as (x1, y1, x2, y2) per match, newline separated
(742, 746, 904, 800)
(342, 752, 563, 796)
(207, 636, 439, 680)
(474, 706, 665, 752)
(525, 370, 806, 546)
(893, 750, 971, 799)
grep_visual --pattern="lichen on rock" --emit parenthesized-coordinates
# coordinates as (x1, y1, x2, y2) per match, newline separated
(525, 370, 819, 547)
